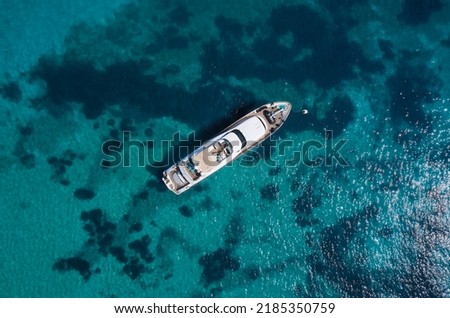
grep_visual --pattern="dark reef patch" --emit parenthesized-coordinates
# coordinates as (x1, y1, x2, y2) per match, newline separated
(199, 196, 218, 211)
(292, 185, 321, 215)
(321, 204, 379, 263)
(307, 204, 381, 296)
(260, 183, 279, 200)
(47, 149, 77, 185)
(179, 205, 194, 217)
(0, 81, 22, 102)
(132, 189, 149, 206)
(198, 248, 240, 285)
(224, 215, 244, 248)
(55, 207, 157, 282)
(129, 235, 154, 263)
(292, 185, 321, 227)
(268, 167, 281, 176)
(398, 0, 443, 26)
(18, 125, 33, 136)
(244, 265, 260, 281)
(441, 34, 450, 47)
(74, 188, 96, 200)
(123, 257, 146, 280)
(215, 16, 245, 43)
(18, 152, 36, 169)
(32, 58, 167, 119)
(80, 208, 116, 255)
(128, 222, 143, 233)
(321, 96, 355, 135)
(204, 4, 383, 90)
(53, 257, 92, 281)
(32, 57, 255, 129)
(110, 246, 128, 263)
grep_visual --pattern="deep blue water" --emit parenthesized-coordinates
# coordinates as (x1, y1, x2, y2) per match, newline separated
(0, 0, 449, 297)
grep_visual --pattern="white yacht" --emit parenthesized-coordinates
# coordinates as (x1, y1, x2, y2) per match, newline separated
(162, 101, 292, 194)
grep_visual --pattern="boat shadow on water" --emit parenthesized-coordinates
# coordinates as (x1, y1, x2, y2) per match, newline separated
(146, 102, 261, 180)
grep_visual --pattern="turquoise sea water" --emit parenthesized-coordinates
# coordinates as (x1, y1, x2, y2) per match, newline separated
(1, 0, 449, 297)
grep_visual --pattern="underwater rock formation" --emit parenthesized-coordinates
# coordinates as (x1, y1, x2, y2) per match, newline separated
(260, 183, 279, 201)
(398, 0, 443, 26)
(198, 248, 240, 285)
(53, 256, 92, 281)
(74, 188, 96, 200)
(179, 205, 194, 217)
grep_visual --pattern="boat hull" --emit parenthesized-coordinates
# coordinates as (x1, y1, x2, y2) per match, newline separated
(162, 101, 292, 194)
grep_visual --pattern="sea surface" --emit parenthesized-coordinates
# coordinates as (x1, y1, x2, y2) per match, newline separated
(0, 0, 449, 297)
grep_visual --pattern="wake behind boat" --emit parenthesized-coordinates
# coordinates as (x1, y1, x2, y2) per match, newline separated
(162, 101, 292, 194)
